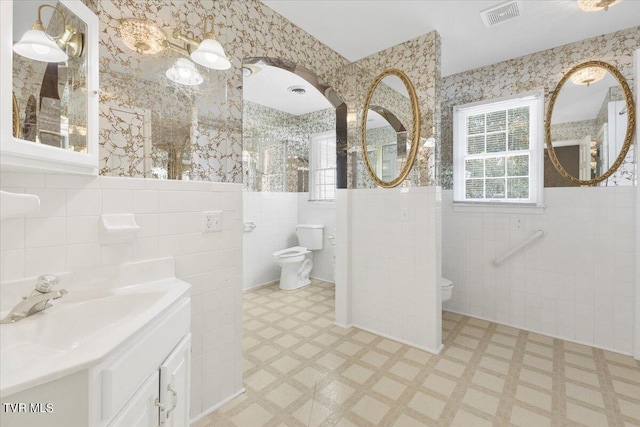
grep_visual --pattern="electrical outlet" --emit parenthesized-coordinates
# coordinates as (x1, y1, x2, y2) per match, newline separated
(202, 210, 222, 232)
(401, 207, 409, 221)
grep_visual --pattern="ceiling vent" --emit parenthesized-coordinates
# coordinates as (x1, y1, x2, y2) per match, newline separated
(480, 1, 523, 28)
(287, 85, 307, 95)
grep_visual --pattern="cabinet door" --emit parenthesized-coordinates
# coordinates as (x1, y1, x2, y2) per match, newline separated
(160, 334, 191, 426)
(109, 371, 159, 427)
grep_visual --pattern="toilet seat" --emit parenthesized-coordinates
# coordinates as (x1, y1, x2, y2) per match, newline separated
(273, 246, 310, 258)
(441, 278, 453, 290)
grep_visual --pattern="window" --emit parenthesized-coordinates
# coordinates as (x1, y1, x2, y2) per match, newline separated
(453, 92, 543, 205)
(309, 131, 336, 201)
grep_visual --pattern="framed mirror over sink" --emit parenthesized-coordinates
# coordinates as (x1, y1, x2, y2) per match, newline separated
(545, 60, 636, 186)
(0, 0, 99, 175)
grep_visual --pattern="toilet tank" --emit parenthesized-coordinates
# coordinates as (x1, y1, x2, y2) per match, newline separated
(296, 224, 324, 250)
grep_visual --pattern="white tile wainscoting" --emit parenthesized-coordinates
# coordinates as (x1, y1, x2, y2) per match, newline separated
(442, 187, 636, 355)
(345, 187, 442, 354)
(242, 191, 336, 290)
(0, 172, 244, 420)
(243, 191, 298, 290)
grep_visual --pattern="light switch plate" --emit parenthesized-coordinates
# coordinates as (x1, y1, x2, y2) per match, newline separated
(202, 210, 222, 232)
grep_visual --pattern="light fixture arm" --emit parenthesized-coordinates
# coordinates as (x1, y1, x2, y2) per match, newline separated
(162, 39, 192, 56)
(34, 4, 67, 40)
(203, 15, 218, 40)
(172, 29, 201, 49)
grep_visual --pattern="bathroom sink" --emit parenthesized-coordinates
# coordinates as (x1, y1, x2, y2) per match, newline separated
(0, 268, 190, 398)
(1, 290, 166, 351)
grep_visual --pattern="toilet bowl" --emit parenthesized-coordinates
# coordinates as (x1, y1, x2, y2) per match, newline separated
(273, 246, 312, 290)
(441, 278, 453, 302)
(273, 225, 324, 291)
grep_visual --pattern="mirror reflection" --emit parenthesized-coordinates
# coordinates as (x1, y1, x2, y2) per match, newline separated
(362, 71, 419, 187)
(365, 106, 408, 182)
(12, 1, 88, 152)
(545, 64, 633, 186)
(242, 60, 337, 195)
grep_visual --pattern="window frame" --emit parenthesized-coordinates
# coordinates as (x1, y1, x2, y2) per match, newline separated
(309, 130, 337, 202)
(453, 90, 544, 207)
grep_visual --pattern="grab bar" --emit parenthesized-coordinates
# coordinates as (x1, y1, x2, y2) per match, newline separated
(493, 229, 544, 266)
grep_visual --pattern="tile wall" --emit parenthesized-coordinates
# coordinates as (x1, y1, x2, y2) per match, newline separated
(242, 191, 298, 290)
(442, 187, 636, 355)
(350, 187, 442, 353)
(297, 193, 337, 283)
(242, 191, 336, 290)
(0, 173, 243, 419)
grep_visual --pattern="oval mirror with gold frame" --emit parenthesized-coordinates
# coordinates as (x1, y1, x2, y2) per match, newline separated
(545, 60, 635, 186)
(361, 68, 420, 188)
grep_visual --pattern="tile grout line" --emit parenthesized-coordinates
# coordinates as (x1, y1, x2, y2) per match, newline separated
(591, 348, 625, 427)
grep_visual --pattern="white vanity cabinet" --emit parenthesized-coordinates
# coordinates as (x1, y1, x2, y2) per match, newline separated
(110, 335, 191, 427)
(0, 287, 191, 427)
(94, 298, 191, 427)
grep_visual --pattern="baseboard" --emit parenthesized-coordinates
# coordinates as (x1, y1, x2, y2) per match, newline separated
(350, 323, 443, 355)
(190, 387, 246, 424)
(443, 309, 633, 357)
(334, 321, 353, 329)
(310, 275, 335, 284)
(243, 280, 278, 292)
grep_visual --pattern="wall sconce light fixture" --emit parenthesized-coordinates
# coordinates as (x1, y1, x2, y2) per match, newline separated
(164, 15, 230, 70)
(13, 4, 83, 62)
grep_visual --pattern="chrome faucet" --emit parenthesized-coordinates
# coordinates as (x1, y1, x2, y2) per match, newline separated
(0, 275, 67, 324)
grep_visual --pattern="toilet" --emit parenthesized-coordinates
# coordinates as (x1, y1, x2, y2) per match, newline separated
(273, 224, 324, 291)
(441, 277, 453, 302)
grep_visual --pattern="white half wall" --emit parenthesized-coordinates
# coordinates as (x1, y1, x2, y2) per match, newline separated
(335, 189, 352, 327)
(349, 187, 442, 353)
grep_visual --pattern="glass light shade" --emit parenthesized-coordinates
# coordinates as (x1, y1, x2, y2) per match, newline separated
(166, 58, 204, 86)
(570, 67, 606, 86)
(118, 19, 166, 54)
(190, 38, 230, 70)
(577, 0, 622, 11)
(13, 29, 68, 62)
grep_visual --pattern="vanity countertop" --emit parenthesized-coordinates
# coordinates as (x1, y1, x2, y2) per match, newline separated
(0, 258, 190, 398)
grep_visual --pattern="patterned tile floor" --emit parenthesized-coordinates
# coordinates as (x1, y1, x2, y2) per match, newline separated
(196, 280, 640, 427)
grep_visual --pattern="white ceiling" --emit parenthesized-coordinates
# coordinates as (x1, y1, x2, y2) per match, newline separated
(243, 64, 332, 115)
(260, 0, 640, 77)
(551, 72, 619, 124)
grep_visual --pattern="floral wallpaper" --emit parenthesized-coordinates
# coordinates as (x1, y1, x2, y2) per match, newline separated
(339, 32, 441, 188)
(80, 0, 441, 188)
(550, 119, 597, 142)
(82, 0, 352, 184)
(441, 26, 639, 189)
(242, 101, 334, 192)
